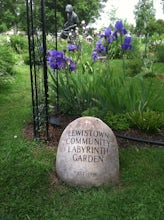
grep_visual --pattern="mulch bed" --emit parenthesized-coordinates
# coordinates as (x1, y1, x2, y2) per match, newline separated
(23, 114, 164, 148)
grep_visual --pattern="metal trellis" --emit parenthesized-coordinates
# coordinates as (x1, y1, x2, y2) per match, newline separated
(26, 0, 50, 140)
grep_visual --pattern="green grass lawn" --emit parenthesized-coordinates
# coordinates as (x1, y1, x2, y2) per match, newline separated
(0, 64, 164, 220)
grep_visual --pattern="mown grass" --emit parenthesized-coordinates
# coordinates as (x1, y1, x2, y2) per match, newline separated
(0, 64, 164, 220)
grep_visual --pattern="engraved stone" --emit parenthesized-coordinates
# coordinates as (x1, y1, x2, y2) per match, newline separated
(56, 117, 119, 187)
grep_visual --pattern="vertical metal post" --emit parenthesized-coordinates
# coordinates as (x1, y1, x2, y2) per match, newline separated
(54, 0, 59, 112)
(41, 0, 49, 139)
(54, 0, 58, 51)
(26, 0, 49, 140)
(26, 0, 38, 138)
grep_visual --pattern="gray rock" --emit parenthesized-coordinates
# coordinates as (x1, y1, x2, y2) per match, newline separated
(56, 117, 119, 187)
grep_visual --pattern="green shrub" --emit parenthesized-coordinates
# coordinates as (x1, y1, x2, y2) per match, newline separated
(0, 23, 8, 33)
(82, 107, 105, 118)
(126, 59, 144, 76)
(128, 110, 164, 133)
(82, 108, 130, 131)
(155, 44, 164, 62)
(104, 111, 130, 131)
(23, 53, 30, 65)
(10, 35, 28, 54)
(0, 45, 15, 76)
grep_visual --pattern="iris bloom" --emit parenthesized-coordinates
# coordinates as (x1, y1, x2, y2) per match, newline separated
(92, 51, 98, 62)
(91, 20, 132, 61)
(113, 20, 127, 37)
(104, 27, 112, 37)
(122, 36, 132, 50)
(101, 27, 114, 45)
(68, 44, 77, 52)
(100, 27, 111, 39)
(47, 50, 76, 71)
(94, 41, 105, 53)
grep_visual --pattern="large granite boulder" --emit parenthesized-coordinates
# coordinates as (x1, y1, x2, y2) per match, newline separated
(56, 117, 119, 187)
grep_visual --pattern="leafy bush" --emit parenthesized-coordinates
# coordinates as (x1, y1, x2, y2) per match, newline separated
(0, 23, 8, 33)
(128, 110, 164, 133)
(22, 53, 30, 65)
(82, 107, 105, 118)
(10, 35, 28, 54)
(82, 107, 130, 130)
(149, 33, 164, 53)
(126, 59, 144, 76)
(104, 111, 130, 131)
(82, 108, 130, 131)
(155, 44, 164, 62)
(0, 45, 15, 76)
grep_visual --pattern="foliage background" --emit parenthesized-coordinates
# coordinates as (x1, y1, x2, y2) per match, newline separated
(0, 0, 164, 35)
(0, 0, 108, 33)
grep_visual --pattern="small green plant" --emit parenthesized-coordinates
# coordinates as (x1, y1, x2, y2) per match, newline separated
(82, 107, 104, 118)
(126, 58, 144, 77)
(104, 111, 130, 131)
(128, 109, 164, 133)
(155, 44, 164, 62)
(82, 108, 130, 131)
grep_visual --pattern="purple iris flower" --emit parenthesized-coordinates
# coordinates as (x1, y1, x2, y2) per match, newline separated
(122, 36, 132, 50)
(100, 27, 114, 46)
(100, 27, 111, 38)
(69, 59, 76, 71)
(105, 27, 112, 38)
(92, 51, 98, 62)
(104, 27, 114, 44)
(47, 50, 76, 71)
(115, 21, 127, 34)
(68, 44, 77, 52)
(94, 41, 105, 53)
(113, 20, 127, 38)
(47, 50, 64, 70)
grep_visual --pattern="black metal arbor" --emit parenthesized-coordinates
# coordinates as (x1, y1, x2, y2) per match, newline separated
(26, 0, 57, 140)
(25, 0, 164, 147)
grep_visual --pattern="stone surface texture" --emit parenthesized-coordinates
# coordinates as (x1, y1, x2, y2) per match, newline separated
(56, 117, 119, 187)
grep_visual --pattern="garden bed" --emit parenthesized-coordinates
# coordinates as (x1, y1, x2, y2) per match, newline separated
(23, 114, 164, 148)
